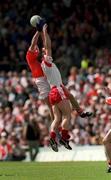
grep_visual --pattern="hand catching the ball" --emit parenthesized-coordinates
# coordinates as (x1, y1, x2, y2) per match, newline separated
(30, 15, 47, 32)
(43, 24, 48, 33)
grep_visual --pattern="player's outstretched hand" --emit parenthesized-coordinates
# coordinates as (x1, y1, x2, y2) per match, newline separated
(43, 24, 48, 32)
(36, 18, 47, 32)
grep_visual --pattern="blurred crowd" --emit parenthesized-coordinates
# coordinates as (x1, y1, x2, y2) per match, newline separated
(0, 0, 111, 160)
(1, 0, 111, 73)
(0, 65, 111, 160)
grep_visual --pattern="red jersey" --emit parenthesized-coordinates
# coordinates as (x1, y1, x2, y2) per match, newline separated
(26, 50, 44, 78)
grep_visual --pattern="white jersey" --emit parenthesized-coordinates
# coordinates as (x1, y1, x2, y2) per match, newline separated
(41, 55, 62, 87)
(33, 76, 50, 99)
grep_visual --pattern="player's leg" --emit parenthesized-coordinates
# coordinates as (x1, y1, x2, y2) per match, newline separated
(58, 100, 71, 130)
(103, 129, 111, 172)
(31, 141, 39, 161)
(50, 105, 62, 134)
(48, 86, 72, 150)
(28, 141, 34, 161)
(34, 77, 54, 120)
(49, 105, 62, 152)
(62, 85, 93, 118)
(43, 96, 54, 121)
(57, 99, 72, 150)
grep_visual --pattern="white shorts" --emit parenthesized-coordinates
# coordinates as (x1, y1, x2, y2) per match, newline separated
(33, 77, 50, 99)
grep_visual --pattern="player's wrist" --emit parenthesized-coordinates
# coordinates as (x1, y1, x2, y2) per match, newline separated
(36, 18, 47, 32)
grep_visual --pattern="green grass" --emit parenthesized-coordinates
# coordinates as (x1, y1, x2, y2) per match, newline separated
(0, 162, 110, 180)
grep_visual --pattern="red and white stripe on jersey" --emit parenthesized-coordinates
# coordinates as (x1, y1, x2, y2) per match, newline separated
(43, 55, 53, 67)
(43, 60, 52, 67)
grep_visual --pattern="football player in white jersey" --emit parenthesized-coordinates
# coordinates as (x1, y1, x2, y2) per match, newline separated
(41, 25, 73, 151)
(39, 24, 92, 152)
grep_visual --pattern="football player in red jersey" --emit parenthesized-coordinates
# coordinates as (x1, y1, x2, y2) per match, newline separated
(26, 18, 92, 152)
(26, 31, 54, 120)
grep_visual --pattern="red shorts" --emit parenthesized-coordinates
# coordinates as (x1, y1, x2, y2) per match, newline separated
(49, 85, 68, 105)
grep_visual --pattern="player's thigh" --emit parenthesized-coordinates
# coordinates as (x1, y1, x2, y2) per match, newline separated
(103, 129, 111, 143)
(52, 105, 62, 122)
(62, 85, 70, 98)
(57, 99, 71, 117)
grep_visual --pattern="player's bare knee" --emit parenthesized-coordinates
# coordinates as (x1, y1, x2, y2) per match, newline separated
(54, 117, 61, 125)
(64, 114, 71, 122)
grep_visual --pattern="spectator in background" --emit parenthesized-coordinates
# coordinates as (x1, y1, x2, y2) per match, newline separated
(0, 67, 111, 151)
(11, 138, 26, 161)
(81, 55, 90, 70)
(23, 116, 40, 161)
(1, 0, 111, 72)
(0, 0, 111, 159)
(0, 132, 12, 161)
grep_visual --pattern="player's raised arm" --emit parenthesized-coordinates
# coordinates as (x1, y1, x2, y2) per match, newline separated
(29, 31, 39, 51)
(42, 25, 52, 56)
